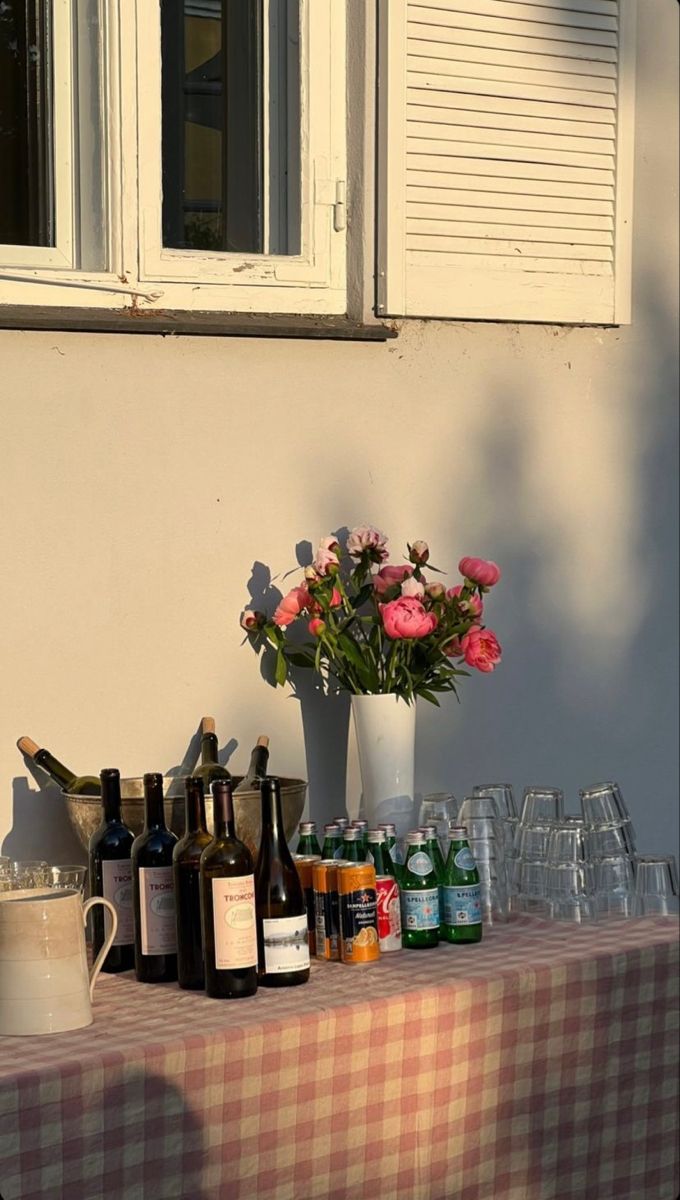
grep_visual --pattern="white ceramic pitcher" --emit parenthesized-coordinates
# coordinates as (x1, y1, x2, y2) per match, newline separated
(0, 887, 117, 1036)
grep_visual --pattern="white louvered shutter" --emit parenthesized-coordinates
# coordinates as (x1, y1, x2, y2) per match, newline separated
(377, 0, 636, 323)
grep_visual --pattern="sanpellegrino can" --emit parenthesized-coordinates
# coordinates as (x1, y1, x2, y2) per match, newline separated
(313, 858, 349, 960)
(400, 831, 439, 948)
(440, 826, 483, 944)
(338, 863, 380, 963)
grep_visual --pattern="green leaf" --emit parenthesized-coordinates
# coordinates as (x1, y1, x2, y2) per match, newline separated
(275, 649, 288, 686)
(418, 689, 441, 706)
(286, 652, 315, 669)
(265, 626, 282, 649)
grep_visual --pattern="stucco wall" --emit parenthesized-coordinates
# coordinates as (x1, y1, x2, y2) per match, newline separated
(1, 1, 677, 865)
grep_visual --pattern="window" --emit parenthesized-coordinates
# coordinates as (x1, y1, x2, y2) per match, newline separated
(0, 0, 346, 316)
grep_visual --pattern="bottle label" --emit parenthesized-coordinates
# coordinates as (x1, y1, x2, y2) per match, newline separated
(212, 876, 257, 969)
(401, 888, 439, 930)
(407, 851, 433, 877)
(101, 859, 134, 946)
(454, 847, 476, 872)
(262, 915, 310, 974)
(442, 884, 482, 926)
(139, 866, 176, 956)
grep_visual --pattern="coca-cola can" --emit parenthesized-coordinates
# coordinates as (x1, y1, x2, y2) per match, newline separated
(375, 875, 402, 952)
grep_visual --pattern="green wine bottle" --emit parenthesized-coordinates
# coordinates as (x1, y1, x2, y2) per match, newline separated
(17, 736, 100, 795)
(194, 717, 231, 791)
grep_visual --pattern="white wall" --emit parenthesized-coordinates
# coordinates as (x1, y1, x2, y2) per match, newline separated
(1, 1, 677, 865)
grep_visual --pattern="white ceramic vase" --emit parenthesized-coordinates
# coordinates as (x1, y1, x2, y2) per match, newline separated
(350, 693, 416, 837)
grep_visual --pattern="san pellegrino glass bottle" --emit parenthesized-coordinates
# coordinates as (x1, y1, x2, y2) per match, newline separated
(132, 773, 178, 983)
(440, 825, 483, 944)
(419, 825, 446, 881)
(341, 826, 366, 863)
(194, 717, 231, 791)
(321, 823, 344, 860)
(400, 831, 440, 948)
(255, 777, 310, 987)
(366, 829, 397, 879)
(352, 819, 368, 849)
(88, 768, 134, 973)
(17, 736, 100, 795)
(296, 821, 321, 856)
(200, 779, 258, 999)
(234, 735, 270, 793)
(333, 817, 349, 834)
(379, 822, 404, 880)
(173, 776, 212, 989)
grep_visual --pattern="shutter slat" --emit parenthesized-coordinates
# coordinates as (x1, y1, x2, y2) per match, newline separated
(408, 87, 615, 124)
(407, 216, 612, 244)
(408, 137, 613, 171)
(408, 56, 616, 94)
(408, 36, 617, 77)
(407, 232, 612, 259)
(409, 102, 613, 138)
(407, 170, 614, 200)
(408, 199, 614, 227)
(414, 1, 618, 30)
(409, 154, 612, 185)
(406, 246, 613, 274)
(409, 5, 618, 47)
(408, 120, 614, 156)
(408, 17, 617, 59)
(407, 71, 615, 108)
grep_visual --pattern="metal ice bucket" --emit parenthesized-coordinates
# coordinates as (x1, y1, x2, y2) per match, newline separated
(64, 775, 307, 860)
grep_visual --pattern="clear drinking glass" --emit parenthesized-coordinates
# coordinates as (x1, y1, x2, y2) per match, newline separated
(593, 856, 636, 917)
(634, 856, 679, 915)
(458, 796, 500, 822)
(418, 793, 458, 844)
(584, 822, 636, 859)
(50, 865, 87, 894)
(580, 781, 630, 825)
(547, 823, 588, 864)
(520, 787, 564, 826)
(473, 784, 517, 819)
(11, 860, 50, 889)
(517, 825, 552, 861)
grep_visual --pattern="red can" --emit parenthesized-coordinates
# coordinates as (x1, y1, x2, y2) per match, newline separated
(376, 875, 402, 952)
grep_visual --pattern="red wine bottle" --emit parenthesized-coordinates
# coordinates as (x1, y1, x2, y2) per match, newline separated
(89, 768, 135, 973)
(200, 779, 258, 999)
(193, 717, 231, 790)
(234, 735, 270, 792)
(17, 736, 100, 795)
(173, 776, 212, 990)
(255, 777, 310, 988)
(132, 773, 178, 983)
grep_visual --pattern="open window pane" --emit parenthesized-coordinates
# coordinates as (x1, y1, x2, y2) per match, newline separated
(161, 0, 299, 255)
(0, 0, 53, 246)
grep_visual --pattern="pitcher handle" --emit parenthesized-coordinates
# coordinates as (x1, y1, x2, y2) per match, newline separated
(82, 897, 118, 1001)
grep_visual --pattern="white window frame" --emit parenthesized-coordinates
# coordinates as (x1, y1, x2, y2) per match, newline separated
(0, 0, 347, 316)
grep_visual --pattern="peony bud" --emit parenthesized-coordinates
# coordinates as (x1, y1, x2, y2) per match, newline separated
(240, 610, 265, 632)
(408, 540, 430, 565)
(308, 617, 326, 637)
(425, 582, 445, 601)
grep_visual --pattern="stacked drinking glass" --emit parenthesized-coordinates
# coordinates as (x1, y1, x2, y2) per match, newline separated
(545, 816, 594, 922)
(580, 782, 637, 918)
(456, 795, 508, 923)
(514, 787, 564, 916)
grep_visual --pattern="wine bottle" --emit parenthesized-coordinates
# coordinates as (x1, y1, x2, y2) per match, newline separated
(173, 776, 212, 990)
(17, 736, 100, 795)
(132, 773, 178, 983)
(255, 776, 310, 988)
(193, 717, 231, 791)
(234, 735, 270, 793)
(200, 779, 258, 999)
(88, 768, 135, 973)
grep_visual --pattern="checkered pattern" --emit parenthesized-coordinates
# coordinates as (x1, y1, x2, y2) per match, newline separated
(0, 916, 677, 1200)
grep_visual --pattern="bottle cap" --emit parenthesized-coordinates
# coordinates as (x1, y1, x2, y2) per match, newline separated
(299, 821, 317, 834)
(448, 825, 469, 837)
(419, 825, 437, 836)
(324, 823, 340, 834)
(343, 827, 361, 841)
(405, 830, 427, 845)
(378, 823, 396, 835)
(352, 820, 368, 830)
(366, 829, 386, 843)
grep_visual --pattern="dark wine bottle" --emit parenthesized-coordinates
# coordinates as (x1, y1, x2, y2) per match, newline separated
(173, 776, 212, 990)
(234, 735, 270, 793)
(255, 776, 310, 988)
(132, 773, 178, 983)
(193, 717, 231, 791)
(200, 779, 258, 999)
(88, 768, 135, 973)
(17, 736, 100, 795)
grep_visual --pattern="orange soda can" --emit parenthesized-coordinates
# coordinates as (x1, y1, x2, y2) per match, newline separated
(312, 859, 348, 960)
(293, 854, 322, 957)
(338, 863, 380, 963)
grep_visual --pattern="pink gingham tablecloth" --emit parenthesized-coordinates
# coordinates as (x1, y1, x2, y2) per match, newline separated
(0, 915, 677, 1200)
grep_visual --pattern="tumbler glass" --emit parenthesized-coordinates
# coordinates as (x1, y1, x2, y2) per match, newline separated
(520, 787, 564, 826)
(418, 793, 458, 844)
(517, 825, 553, 861)
(593, 856, 636, 917)
(547, 822, 588, 864)
(458, 796, 500, 822)
(473, 784, 517, 819)
(634, 856, 679, 915)
(11, 860, 50, 889)
(50, 865, 87, 894)
(580, 781, 630, 825)
(584, 822, 636, 859)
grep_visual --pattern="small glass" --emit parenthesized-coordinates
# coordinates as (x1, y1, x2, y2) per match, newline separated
(520, 787, 564, 826)
(50, 865, 87, 894)
(473, 783, 517, 819)
(458, 795, 500, 822)
(593, 856, 636, 918)
(547, 823, 588, 864)
(462, 817, 501, 842)
(634, 856, 679, 916)
(584, 822, 636, 859)
(519, 860, 547, 897)
(418, 793, 458, 844)
(580, 781, 630, 825)
(10, 860, 50, 889)
(517, 825, 552, 861)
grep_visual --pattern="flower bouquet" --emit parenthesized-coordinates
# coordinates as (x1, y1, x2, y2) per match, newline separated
(241, 525, 502, 704)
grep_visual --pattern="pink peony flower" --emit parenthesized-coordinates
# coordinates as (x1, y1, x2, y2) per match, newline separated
(425, 582, 446, 601)
(401, 576, 425, 599)
(346, 525, 389, 561)
(447, 584, 484, 619)
(240, 610, 265, 632)
(273, 585, 311, 628)
(308, 618, 326, 637)
(380, 597, 438, 640)
(313, 536, 341, 576)
(408, 540, 429, 565)
(372, 564, 413, 596)
(309, 587, 343, 615)
(458, 557, 501, 588)
(460, 626, 502, 673)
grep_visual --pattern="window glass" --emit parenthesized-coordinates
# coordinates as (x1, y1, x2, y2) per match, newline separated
(0, 0, 53, 246)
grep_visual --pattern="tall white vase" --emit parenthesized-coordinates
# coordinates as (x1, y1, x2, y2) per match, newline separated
(350, 694, 416, 837)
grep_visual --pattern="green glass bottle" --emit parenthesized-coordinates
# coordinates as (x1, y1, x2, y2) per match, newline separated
(400, 831, 439, 948)
(341, 826, 366, 863)
(419, 825, 446, 881)
(351, 820, 368, 849)
(378, 823, 403, 883)
(440, 826, 483, 944)
(321, 823, 343, 860)
(365, 830, 397, 879)
(296, 821, 321, 856)
(194, 717, 231, 791)
(17, 736, 100, 795)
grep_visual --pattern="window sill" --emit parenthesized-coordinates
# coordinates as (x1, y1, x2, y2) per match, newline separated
(0, 306, 397, 342)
